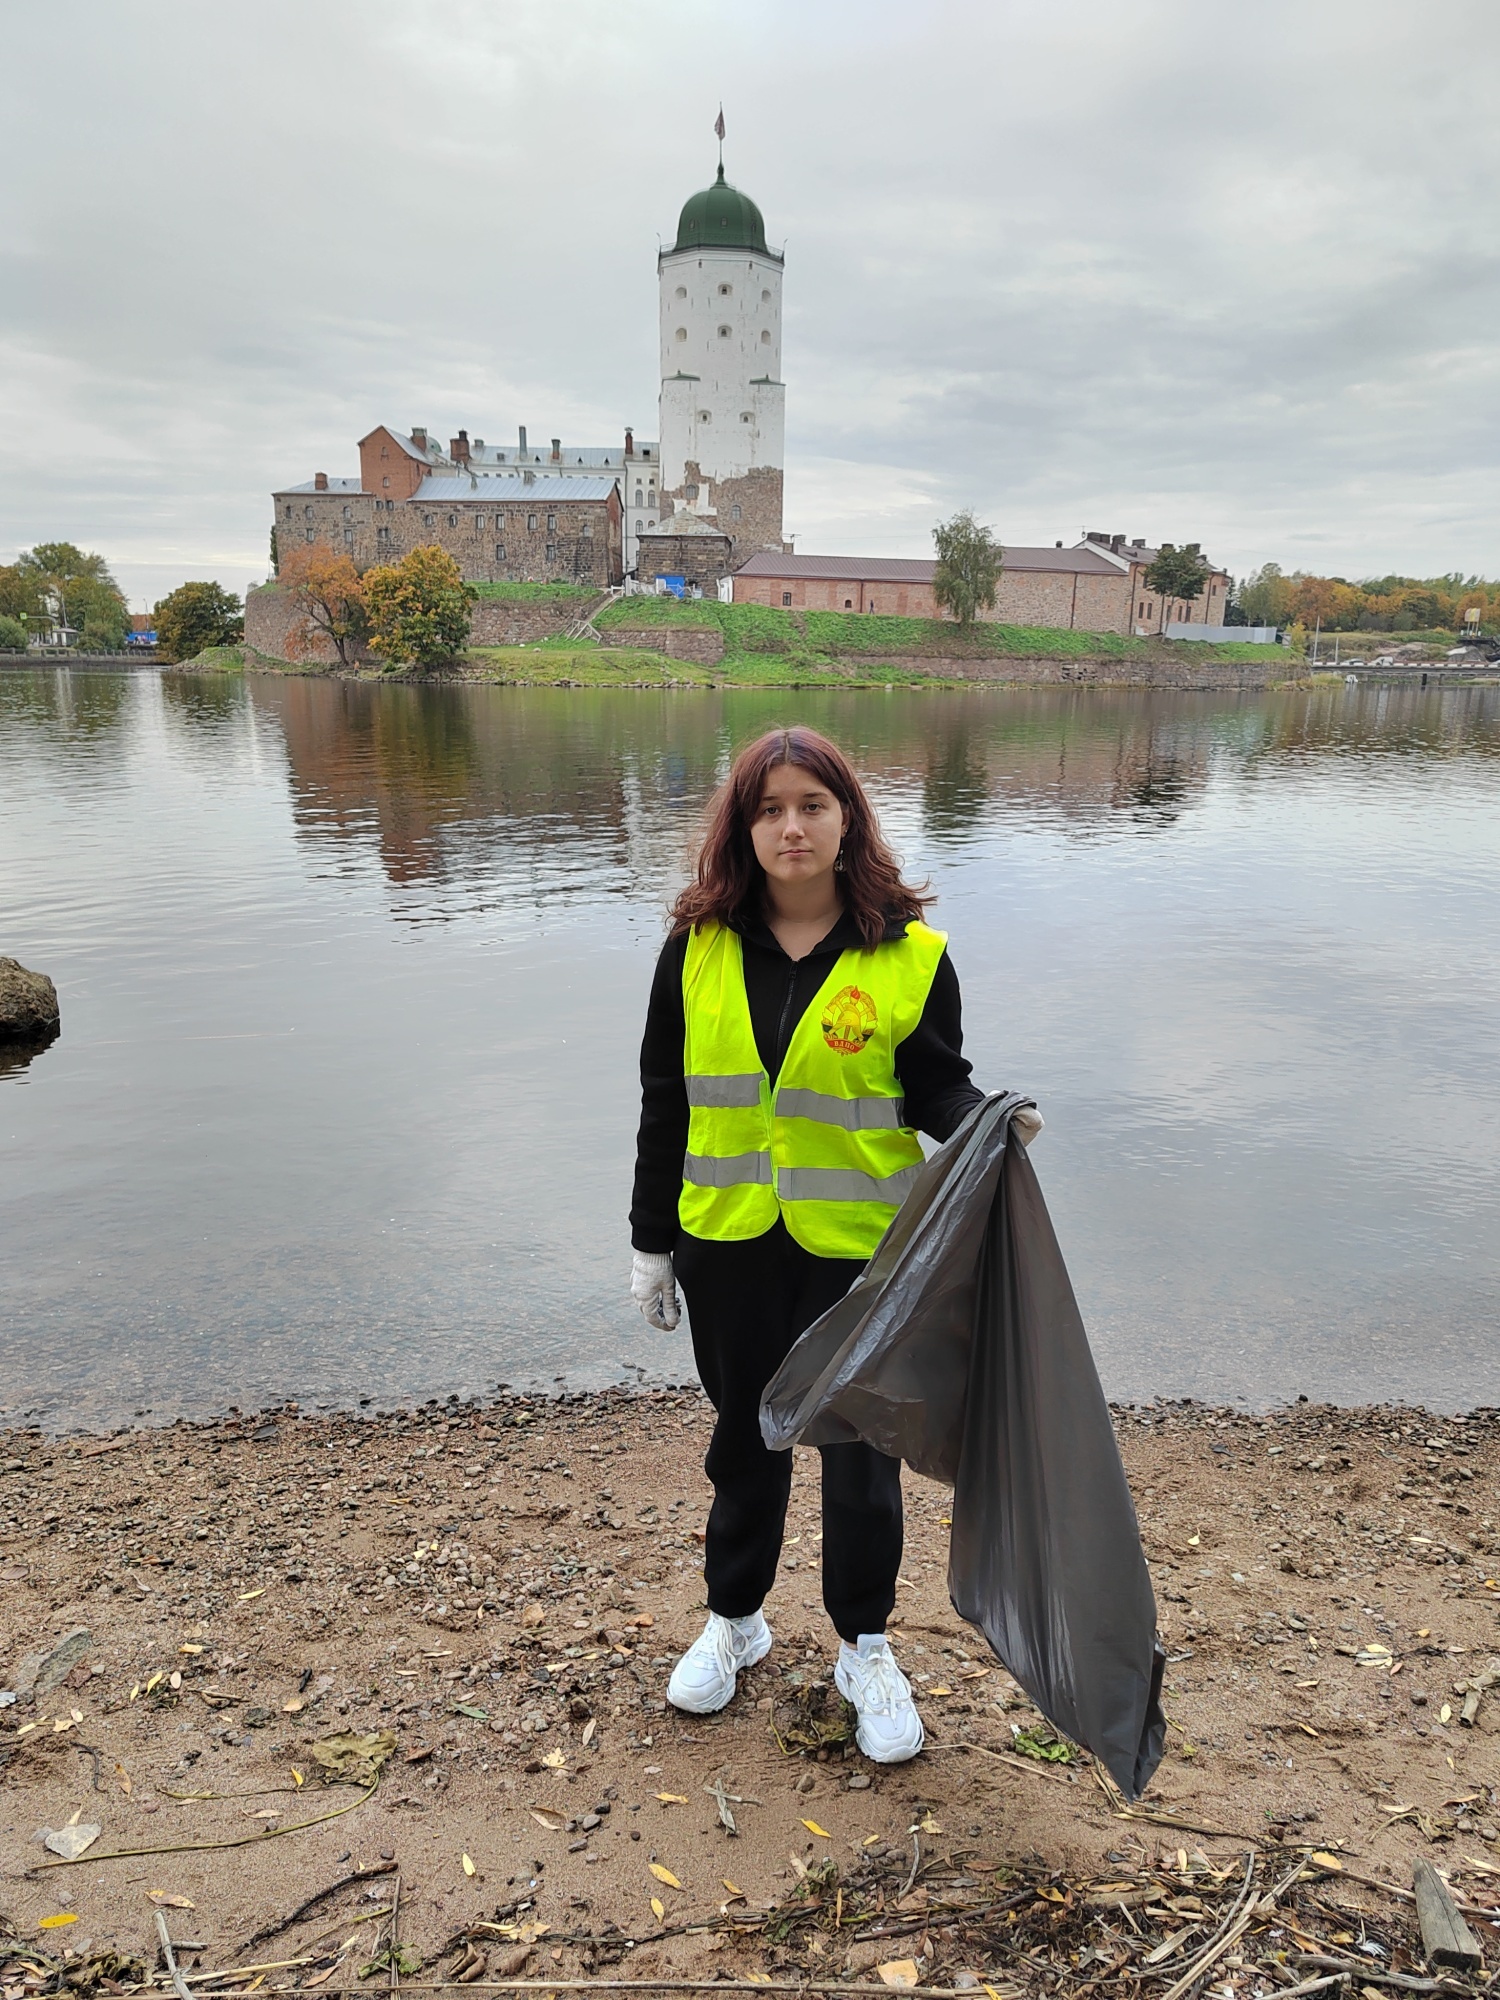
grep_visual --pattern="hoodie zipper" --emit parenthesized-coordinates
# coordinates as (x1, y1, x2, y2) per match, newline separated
(771, 962, 801, 1084)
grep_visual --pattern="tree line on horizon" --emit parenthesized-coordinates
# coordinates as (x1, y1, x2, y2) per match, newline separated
(1234, 564, 1498, 634)
(0, 544, 243, 661)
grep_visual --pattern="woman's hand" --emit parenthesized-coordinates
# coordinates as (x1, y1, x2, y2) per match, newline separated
(1013, 1105, 1044, 1147)
(631, 1250, 681, 1331)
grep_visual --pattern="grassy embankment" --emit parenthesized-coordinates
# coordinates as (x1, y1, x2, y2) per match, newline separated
(467, 594, 1284, 687)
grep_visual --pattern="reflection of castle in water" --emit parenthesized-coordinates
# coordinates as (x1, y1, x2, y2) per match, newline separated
(254, 680, 1500, 913)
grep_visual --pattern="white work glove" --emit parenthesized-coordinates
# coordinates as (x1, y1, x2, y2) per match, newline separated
(1012, 1105, 1044, 1147)
(630, 1250, 681, 1332)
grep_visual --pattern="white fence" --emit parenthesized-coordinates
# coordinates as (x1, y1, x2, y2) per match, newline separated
(1165, 623, 1280, 644)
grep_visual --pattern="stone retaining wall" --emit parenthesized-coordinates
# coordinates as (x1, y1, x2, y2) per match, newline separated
(601, 625, 726, 664)
(244, 584, 604, 664)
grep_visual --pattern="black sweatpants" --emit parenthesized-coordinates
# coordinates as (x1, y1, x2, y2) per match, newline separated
(674, 1218, 904, 1643)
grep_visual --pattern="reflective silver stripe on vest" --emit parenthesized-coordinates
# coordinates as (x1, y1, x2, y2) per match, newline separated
(775, 1086, 906, 1132)
(777, 1164, 922, 1206)
(686, 1073, 763, 1109)
(683, 1150, 774, 1188)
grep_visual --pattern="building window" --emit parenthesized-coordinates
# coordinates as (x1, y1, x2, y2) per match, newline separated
(675, 285, 687, 299)
(494, 542, 505, 561)
(474, 516, 485, 530)
(304, 505, 314, 520)
(697, 410, 711, 423)
(782, 591, 792, 606)
(305, 529, 314, 543)
(377, 526, 390, 544)
(731, 504, 742, 521)
(718, 282, 732, 295)
(448, 513, 458, 527)
(740, 411, 753, 423)
(284, 504, 293, 519)
(344, 529, 354, 547)
(647, 518, 655, 528)
(675, 327, 687, 342)
(642, 447, 651, 458)
(760, 329, 771, 344)
(547, 512, 556, 530)
(423, 513, 433, 527)
(382, 476, 390, 488)
(527, 514, 537, 531)
(635, 487, 643, 506)
(380, 445, 389, 459)
(684, 484, 698, 502)
(545, 543, 557, 563)
(342, 504, 352, 520)
(581, 519, 592, 537)
(761, 288, 771, 302)
(844, 599, 852, 609)
(717, 324, 731, 338)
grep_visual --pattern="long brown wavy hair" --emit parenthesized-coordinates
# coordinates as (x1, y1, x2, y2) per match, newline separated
(670, 726, 932, 949)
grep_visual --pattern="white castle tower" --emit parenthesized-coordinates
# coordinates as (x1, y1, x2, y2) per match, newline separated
(657, 159, 785, 560)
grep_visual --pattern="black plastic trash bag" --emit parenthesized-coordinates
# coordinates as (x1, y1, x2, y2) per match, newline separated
(760, 1092, 1165, 1799)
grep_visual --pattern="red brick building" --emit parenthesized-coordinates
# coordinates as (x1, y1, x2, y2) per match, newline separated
(731, 537, 1230, 636)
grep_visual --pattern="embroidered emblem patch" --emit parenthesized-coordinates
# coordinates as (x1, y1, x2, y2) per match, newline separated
(821, 985, 878, 1055)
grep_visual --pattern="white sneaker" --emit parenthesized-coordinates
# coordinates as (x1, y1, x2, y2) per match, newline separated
(667, 1610, 773, 1714)
(835, 1634, 925, 1763)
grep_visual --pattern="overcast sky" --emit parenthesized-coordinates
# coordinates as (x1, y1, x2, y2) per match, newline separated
(2, 0, 1497, 608)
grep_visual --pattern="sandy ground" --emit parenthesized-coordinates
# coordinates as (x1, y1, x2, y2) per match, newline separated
(4, 1391, 1500, 1992)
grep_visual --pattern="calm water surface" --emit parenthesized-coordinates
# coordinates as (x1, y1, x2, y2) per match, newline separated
(3, 669, 1498, 1427)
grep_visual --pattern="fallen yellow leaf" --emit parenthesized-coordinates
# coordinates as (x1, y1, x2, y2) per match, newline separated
(282, 1697, 304, 1714)
(540, 1748, 567, 1770)
(179, 1644, 204, 1655)
(801, 1819, 831, 1838)
(722, 1879, 742, 1896)
(649, 1863, 682, 1889)
(238, 1587, 266, 1602)
(145, 1672, 164, 1692)
(291, 1768, 304, 1787)
(655, 1791, 689, 1804)
(147, 1892, 195, 1910)
(877, 1959, 920, 1988)
(39, 1915, 79, 1930)
(1309, 1852, 1344, 1871)
(462, 1853, 476, 1877)
(650, 1896, 665, 1921)
(529, 1808, 566, 1831)
(1187, 1533, 1200, 1547)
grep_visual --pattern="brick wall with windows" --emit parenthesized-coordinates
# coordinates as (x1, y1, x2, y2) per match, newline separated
(272, 483, 623, 586)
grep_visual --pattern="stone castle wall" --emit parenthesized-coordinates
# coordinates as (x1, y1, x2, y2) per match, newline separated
(245, 584, 601, 664)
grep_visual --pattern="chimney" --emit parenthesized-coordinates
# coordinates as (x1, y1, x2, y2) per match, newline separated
(451, 429, 471, 465)
(624, 427, 635, 457)
(314, 471, 328, 491)
(411, 426, 427, 449)
(518, 425, 527, 454)
(1110, 533, 1126, 552)
(551, 437, 561, 462)
(1055, 539, 1062, 549)
(1131, 537, 1145, 548)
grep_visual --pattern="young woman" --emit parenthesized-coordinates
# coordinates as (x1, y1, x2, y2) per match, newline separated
(629, 725, 1028, 1764)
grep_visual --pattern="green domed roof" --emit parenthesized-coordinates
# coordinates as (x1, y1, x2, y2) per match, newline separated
(672, 165, 769, 255)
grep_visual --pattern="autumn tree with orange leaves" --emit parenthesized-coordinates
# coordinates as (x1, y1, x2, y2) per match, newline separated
(279, 541, 370, 667)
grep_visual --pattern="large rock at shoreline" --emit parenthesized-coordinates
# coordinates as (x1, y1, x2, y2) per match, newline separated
(0, 957, 60, 1040)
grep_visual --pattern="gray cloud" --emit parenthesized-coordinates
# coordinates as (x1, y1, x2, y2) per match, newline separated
(2, 0, 1497, 607)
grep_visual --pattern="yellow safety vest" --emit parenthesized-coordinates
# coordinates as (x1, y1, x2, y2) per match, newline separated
(679, 918, 948, 1260)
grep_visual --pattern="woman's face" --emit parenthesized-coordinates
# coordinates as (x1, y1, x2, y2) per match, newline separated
(750, 762, 849, 888)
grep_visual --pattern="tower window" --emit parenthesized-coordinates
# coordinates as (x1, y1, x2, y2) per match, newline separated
(718, 282, 732, 295)
(697, 410, 712, 423)
(675, 285, 687, 299)
(675, 327, 687, 342)
(740, 411, 753, 423)
(717, 324, 732, 338)
(761, 329, 771, 344)
(761, 288, 771, 302)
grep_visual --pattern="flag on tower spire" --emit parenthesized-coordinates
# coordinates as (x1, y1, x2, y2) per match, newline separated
(714, 104, 725, 167)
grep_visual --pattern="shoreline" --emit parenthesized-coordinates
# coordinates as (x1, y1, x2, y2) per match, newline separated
(5, 1389, 1499, 1987)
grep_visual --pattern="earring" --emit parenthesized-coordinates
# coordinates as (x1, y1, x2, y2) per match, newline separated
(834, 845, 846, 873)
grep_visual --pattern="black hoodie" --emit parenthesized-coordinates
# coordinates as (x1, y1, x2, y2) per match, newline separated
(629, 908, 985, 1253)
